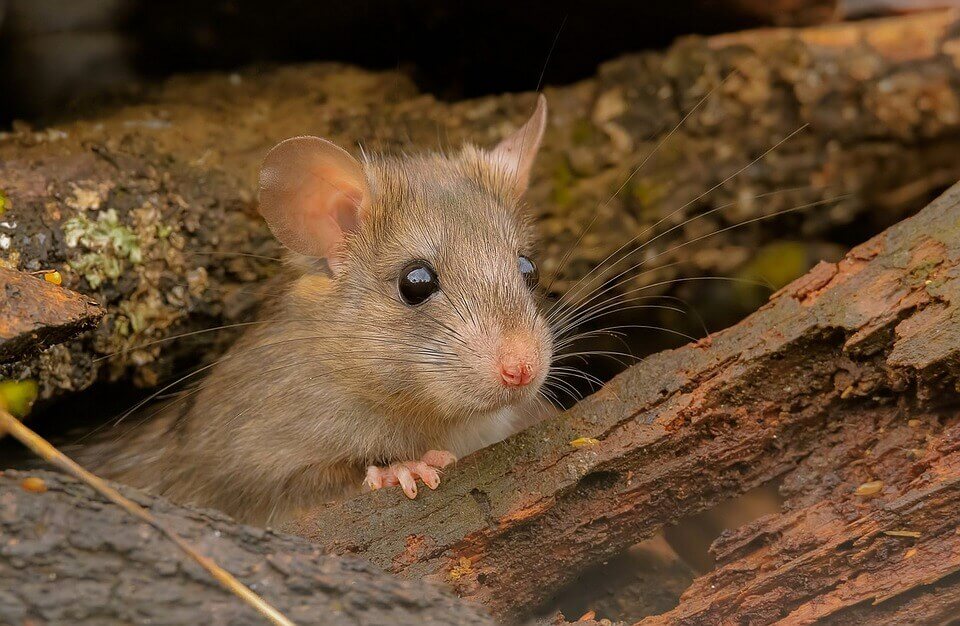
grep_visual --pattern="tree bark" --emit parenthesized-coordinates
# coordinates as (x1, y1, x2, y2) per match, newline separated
(0, 267, 102, 363)
(639, 402, 960, 625)
(0, 469, 494, 626)
(282, 180, 960, 622)
(4, 10, 960, 398)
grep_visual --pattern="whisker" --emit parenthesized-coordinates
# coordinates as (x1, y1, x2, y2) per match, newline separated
(542, 70, 737, 296)
(549, 194, 844, 334)
(186, 250, 283, 262)
(549, 125, 810, 320)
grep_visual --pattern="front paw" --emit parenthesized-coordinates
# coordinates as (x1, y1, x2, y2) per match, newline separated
(364, 449, 457, 499)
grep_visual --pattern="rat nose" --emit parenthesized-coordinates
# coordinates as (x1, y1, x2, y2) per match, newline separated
(499, 357, 533, 387)
(497, 338, 538, 388)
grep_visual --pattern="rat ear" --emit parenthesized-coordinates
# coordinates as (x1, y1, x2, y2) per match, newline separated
(489, 94, 547, 196)
(258, 136, 368, 267)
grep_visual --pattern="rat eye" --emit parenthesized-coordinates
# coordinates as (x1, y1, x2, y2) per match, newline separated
(398, 261, 439, 306)
(518, 255, 538, 287)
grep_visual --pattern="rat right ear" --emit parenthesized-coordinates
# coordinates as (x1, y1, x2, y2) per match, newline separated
(258, 136, 369, 268)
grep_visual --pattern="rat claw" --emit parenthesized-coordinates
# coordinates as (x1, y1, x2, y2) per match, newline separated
(364, 465, 386, 490)
(363, 449, 456, 497)
(407, 461, 441, 490)
(394, 464, 418, 498)
(422, 450, 457, 468)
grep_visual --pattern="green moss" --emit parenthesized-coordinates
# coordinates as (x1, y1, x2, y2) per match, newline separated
(0, 189, 8, 217)
(63, 209, 143, 288)
(0, 379, 39, 418)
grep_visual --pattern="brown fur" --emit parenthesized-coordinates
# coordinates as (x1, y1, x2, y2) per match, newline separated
(84, 125, 555, 525)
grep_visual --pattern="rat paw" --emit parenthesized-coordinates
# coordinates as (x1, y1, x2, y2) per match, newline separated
(364, 449, 457, 498)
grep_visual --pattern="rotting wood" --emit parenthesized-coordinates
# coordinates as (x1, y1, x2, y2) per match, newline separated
(0, 469, 494, 626)
(638, 403, 960, 625)
(0, 267, 102, 363)
(4, 11, 960, 398)
(282, 180, 960, 621)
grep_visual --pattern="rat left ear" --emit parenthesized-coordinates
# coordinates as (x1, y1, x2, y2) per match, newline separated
(258, 136, 369, 270)
(490, 94, 547, 196)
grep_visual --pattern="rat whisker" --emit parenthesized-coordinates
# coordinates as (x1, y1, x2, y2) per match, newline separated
(550, 302, 688, 340)
(93, 318, 325, 363)
(548, 124, 810, 321)
(549, 274, 774, 338)
(109, 330, 464, 429)
(186, 250, 284, 262)
(547, 184, 810, 325)
(558, 324, 698, 350)
(537, 385, 562, 408)
(352, 282, 474, 351)
(552, 293, 699, 345)
(544, 71, 738, 296)
(548, 194, 845, 332)
(543, 377, 583, 403)
(549, 365, 605, 389)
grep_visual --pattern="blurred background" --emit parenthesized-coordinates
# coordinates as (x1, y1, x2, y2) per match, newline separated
(0, 0, 950, 127)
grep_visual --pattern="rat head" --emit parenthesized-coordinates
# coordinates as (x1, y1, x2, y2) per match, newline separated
(258, 96, 553, 420)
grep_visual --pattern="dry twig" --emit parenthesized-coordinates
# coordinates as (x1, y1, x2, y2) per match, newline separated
(0, 405, 296, 626)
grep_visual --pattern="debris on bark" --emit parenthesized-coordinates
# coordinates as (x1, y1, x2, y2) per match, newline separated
(0, 470, 494, 626)
(3, 11, 960, 398)
(283, 179, 960, 621)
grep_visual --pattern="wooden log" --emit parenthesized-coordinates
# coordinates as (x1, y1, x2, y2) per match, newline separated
(281, 180, 960, 621)
(0, 469, 494, 625)
(0, 267, 102, 363)
(639, 403, 960, 624)
(3, 11, 960, 399)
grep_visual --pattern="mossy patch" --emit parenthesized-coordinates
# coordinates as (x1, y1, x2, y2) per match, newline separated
(63, 209, 143, 288)
(0, 189, 9, 217)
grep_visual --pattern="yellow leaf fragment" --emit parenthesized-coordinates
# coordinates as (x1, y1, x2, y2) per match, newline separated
(855, 480, 884, 496)
(570, 437, 600, 448)
(43, 270, 63, 285)
(448, 556, 473, 580)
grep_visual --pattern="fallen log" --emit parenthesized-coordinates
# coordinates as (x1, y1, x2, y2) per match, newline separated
(0, 469, 494, 625)
(4, 11, 960, 399)
(282, 179, 960, 621)
(0, 267, 102, 363)
(640, 402, 960, 624)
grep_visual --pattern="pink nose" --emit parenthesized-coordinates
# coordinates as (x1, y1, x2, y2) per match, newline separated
(499, 354, 535, 388)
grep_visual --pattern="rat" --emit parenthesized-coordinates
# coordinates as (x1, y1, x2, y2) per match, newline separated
(84, 95, 555, 526)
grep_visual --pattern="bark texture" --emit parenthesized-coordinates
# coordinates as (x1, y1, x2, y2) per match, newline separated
(283, 180, 960, 622)
(3, 11, 960, 398)
(0, 469, 494, 626)
(0, 268, 102, 363)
